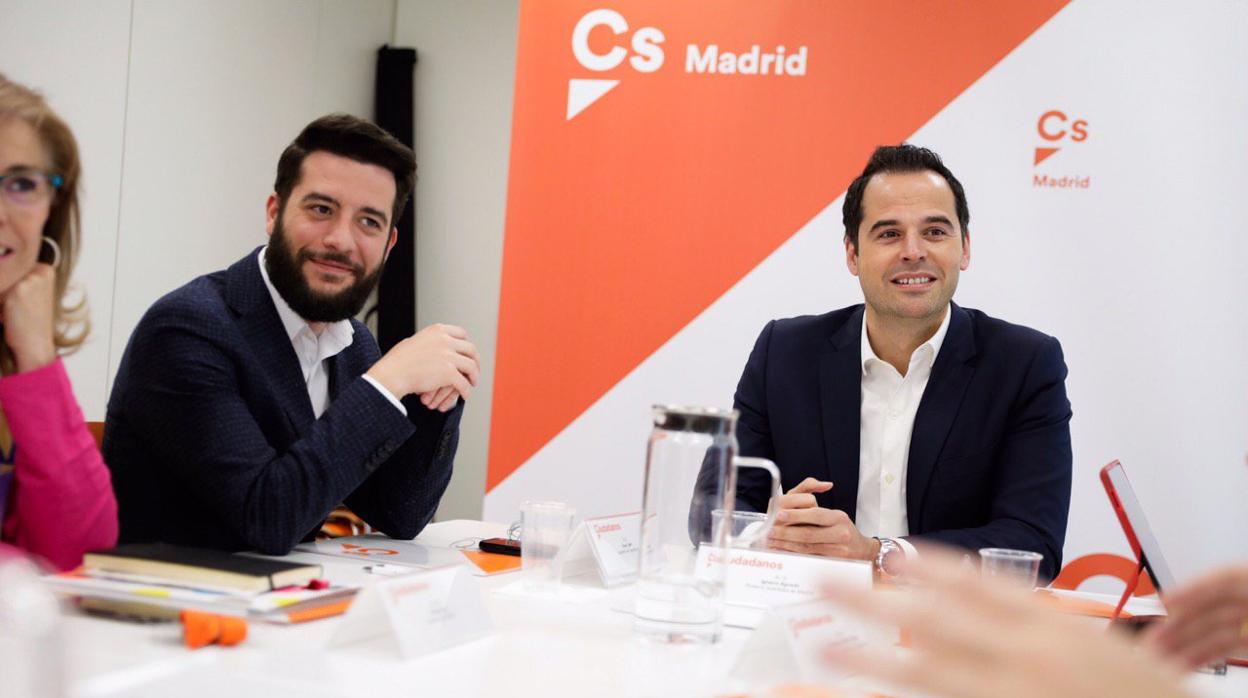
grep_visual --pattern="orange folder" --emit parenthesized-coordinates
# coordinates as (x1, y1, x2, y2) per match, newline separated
(460, 549, 523, 575)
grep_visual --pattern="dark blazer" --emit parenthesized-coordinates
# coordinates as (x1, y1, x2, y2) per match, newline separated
(103, 249, 460, 555)
(732, 303, 1072, 580)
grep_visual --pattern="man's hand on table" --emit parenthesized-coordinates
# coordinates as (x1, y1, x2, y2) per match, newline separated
(766, 478, 878, 562)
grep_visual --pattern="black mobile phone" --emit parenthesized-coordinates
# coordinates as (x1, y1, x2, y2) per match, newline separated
(478, 537, 522, 556)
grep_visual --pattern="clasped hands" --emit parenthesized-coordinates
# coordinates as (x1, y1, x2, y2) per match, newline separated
(365, 323, 480, 412)
(766, 477, 879, 562)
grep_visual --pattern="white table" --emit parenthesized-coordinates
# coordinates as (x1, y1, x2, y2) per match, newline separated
(58, 521, 1247, 698)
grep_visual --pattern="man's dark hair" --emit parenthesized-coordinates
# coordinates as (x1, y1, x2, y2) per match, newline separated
(841, 144, 969, 251)
(274, 113, 415, 225)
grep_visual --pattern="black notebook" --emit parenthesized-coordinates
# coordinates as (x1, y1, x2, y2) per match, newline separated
(83, 543, 322, 593)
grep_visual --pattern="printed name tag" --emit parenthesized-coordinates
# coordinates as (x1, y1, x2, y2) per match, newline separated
(731, 596, 895, 686)
(694, 545, 872, 611)
(330, 565, 491, 658)
(561, 512, 641, 587)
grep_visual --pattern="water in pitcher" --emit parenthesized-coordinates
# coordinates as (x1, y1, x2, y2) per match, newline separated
(633, 405, 781, 644)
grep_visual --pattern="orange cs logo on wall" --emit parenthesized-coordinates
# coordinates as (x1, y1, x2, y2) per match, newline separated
(1034, 109, 1088, 165)
(1033, 108, 1091, 189)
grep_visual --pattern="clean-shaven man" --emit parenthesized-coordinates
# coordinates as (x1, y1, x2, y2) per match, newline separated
(729, 144, 1072, 580)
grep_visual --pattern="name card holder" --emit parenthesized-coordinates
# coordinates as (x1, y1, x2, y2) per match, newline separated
(330, 565, 491, 658)
(731, 596, 896, 686)
(561, 512, 641, 587)
(695, 546, 872, 625)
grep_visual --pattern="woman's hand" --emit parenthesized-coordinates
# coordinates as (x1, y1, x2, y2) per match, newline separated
(1142, 564, 1248, 669)
(820, 548, 1193, 698)
(1, 263, 57, 373)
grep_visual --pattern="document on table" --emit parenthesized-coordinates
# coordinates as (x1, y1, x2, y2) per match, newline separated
(296, 535, 466, 569)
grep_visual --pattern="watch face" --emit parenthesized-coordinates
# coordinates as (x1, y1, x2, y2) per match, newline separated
(877, 541, 905, 578)
(881, 547, 905, 577)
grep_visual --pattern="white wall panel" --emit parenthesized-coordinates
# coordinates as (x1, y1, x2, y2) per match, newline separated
(394, 0, 518, 521)
(920, 0, 1248, 581)
(108, 0, 395, 388)
(0, 0, 133, 418)
(3, 0, 394, 415)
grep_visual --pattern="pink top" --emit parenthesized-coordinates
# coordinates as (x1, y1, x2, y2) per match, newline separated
(0, 358, 118, 570)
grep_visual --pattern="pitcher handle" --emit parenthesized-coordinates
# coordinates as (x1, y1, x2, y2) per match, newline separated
(728, 456, 782, 549)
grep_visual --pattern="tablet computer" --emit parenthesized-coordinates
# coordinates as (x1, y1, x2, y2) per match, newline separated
(1101, 460, 1247, 667)
(1100, 460, 1177, 591)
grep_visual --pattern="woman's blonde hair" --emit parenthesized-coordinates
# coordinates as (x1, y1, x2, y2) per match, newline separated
(0, 73, 88, 373)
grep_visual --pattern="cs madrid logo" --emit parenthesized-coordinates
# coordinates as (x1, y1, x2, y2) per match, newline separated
(567, 9, 665, 120)
(566, 9, 810, 121)
(1033, 109, 1091, 189)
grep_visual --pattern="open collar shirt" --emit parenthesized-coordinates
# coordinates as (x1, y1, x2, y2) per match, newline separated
(856, 305, 951, 553)
(257, 247, 403, 418)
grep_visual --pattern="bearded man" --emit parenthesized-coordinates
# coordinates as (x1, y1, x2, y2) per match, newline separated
(104, 115, 479, 554)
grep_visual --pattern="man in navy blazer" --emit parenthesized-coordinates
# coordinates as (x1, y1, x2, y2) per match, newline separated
(731, 145, 1071, 581)
(104, 115, 480, 554)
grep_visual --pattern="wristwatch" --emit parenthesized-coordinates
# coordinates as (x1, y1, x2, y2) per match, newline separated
(874, 537, 905, 581)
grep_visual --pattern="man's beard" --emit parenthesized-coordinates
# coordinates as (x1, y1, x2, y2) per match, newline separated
(265, 214, 384, 323)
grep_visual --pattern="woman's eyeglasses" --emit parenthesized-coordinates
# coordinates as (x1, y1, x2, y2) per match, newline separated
(0, 170, 63, 207)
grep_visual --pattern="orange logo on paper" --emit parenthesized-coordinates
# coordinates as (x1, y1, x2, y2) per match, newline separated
(1034, 109, 1088, 165)
(390, 583, 431, 599)
(340, 543, 397, 556)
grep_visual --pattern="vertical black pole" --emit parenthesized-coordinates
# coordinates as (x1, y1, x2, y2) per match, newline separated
(373, 45, 418, 352)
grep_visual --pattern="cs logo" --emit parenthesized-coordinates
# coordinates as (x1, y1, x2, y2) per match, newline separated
(1034, 110, 1088, 165)
(567, 9, 666, 120)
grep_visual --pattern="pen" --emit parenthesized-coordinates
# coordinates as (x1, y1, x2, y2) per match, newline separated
(364, 563, 410, 576)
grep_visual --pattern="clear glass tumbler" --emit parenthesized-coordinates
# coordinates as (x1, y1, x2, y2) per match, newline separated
(520, 501, 577, 592)
(711, 509, 769, 549)
(979, 548, 1043, 588)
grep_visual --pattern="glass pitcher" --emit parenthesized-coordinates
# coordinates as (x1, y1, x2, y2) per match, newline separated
(633, 405, 781, 643)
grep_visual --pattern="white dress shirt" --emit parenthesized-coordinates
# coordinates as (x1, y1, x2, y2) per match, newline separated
(856, 305, 951, 555)
(257, 248, 405, 418)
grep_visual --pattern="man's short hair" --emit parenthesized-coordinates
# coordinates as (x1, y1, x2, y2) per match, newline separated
(841, 144, 970, 251)
(274, 113, 415, 225)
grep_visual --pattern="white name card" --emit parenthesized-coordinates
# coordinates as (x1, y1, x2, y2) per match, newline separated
(731, 596, 895, 686)
(330, 565, 491, 658)
(561, 512, 641, 587)
(694, 546, 872, 612)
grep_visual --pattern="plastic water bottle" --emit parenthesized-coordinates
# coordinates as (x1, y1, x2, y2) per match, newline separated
(0, 555, 65, 698)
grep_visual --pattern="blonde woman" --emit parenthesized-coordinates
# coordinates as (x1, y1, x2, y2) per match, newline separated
(0, 74, 116, 570)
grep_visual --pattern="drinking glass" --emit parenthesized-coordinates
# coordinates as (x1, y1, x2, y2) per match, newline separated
(520, 501, 577, 591)
(979, 548, 1042, 588)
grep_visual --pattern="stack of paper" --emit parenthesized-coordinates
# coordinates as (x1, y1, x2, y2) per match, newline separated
(45, 543, 359, 623)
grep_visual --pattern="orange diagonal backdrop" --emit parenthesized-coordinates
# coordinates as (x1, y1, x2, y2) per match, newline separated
(489, 0, 1069, 491)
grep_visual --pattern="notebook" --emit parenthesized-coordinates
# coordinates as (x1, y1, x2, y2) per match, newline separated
(83, 543, 322, 593)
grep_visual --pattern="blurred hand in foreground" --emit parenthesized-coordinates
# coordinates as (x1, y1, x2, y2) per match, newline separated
(1143, 564, 1248, 670)
(820, 548, 1192, 698)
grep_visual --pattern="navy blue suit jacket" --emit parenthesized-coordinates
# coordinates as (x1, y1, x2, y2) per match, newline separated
(733, 303, 1072, 580)
(104, 249, 460, 555)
